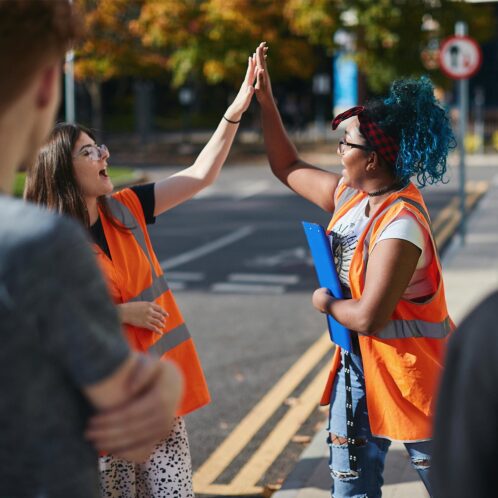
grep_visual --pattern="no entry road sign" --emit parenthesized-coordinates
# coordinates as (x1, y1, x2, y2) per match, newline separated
(439, 35, 482, 79)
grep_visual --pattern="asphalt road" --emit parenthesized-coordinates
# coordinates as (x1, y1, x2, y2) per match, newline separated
(143, 161, 495, 486)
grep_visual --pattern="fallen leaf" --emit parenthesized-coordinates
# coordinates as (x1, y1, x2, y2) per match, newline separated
(291, 434, 311, 444)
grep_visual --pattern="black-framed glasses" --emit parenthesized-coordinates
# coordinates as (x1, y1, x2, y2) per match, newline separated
(74, 144, 109, 161)
(338, 139, 372, 156)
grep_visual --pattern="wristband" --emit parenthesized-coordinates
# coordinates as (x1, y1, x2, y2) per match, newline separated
(223, 115, 241, 124)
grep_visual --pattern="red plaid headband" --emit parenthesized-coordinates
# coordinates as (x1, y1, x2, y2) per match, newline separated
(332, 106, 399, 165)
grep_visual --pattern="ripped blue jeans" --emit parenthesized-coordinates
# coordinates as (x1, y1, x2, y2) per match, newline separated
(327, 349, 433, 498)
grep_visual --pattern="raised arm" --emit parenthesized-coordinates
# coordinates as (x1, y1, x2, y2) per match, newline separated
(153, 56, 257, 217)
(312, 238, 422, 334)
(254, 42, 340, 213)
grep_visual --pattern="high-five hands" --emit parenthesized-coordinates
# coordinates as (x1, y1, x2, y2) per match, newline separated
(224, 42, 270, 122)
(255, 42, 272, 106)
(225, 54, 258, 121)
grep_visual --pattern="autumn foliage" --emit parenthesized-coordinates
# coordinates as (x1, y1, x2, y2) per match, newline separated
(75, 0, 495, 93)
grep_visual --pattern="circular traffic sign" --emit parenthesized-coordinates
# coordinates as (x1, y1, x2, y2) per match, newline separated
(439, 35, 482, 79)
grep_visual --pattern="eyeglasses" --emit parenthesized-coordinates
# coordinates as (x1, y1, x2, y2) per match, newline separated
(338, 139, 372, 156)
(74, 144, 109, 161)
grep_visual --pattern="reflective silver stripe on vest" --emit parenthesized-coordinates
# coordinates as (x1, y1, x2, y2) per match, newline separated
(128, 275, 169, 302)
(361, 196, 431, 265)
(398, 196, 430, 226)
(352, 194, 450, 340)
(397, 196, 436, 241)
(335, 185, 359, 211)
(149, 323, 191, 357)
(361, 202, 394, 265)
(106, 195, 170, 300)
(375, 317, 452, 339)
(107, 196, 159, 277)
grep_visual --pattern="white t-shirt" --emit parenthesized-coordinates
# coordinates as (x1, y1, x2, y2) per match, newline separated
(329, 196, 435, 300)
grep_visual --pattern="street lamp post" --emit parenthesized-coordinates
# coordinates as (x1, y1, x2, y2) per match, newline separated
(65, 49, 75, 123)
(65, 0, 75, 123)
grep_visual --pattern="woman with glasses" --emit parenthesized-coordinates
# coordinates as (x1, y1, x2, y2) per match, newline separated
(254, 42, 454, 497)
(24, 56, 257, 498)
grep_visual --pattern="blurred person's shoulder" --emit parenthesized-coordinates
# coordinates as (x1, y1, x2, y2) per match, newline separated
(457, 291, 498, 336)
(451, 290, 498, 360)
(0, 195, 98, 306)
(0, 196, 90, 265)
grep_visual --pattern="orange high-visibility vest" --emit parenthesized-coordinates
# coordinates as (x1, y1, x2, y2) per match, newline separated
(320, 181, 454, 441)
(94, 189, 210, 416)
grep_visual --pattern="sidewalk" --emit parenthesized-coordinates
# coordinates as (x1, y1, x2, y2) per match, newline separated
(109, 127, 498, 170)
(274, 173, 498, 498)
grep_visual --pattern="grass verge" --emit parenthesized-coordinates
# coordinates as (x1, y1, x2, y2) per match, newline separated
(14, 167, 139, 197)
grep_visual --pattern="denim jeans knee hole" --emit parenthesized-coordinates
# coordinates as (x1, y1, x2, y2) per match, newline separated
(331, 469, 360, 480)
(328, 433, 366, 447)
(332, 495, 367, 498)
(411, 458, 430, 470)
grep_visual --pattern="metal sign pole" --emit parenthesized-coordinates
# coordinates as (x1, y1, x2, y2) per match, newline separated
(456, 21, 468, 244)
(65, 0, 75, 123)
(65, 50, 75, 123)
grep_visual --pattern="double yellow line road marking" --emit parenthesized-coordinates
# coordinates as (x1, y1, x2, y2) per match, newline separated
(432, 181, 488, 248)
(193, 181, 489, 496)
(193, 332, 333, 495)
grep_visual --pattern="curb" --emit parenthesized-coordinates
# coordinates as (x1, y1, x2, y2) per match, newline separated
(272, 422, 329, 498)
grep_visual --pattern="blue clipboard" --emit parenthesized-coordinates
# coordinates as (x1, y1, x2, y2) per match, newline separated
(302, 221, 352, 352)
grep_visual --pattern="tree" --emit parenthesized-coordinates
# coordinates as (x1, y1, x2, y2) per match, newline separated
(283, 0, 495, 93)
(74, 0, 168, 135)
(73, 0, 496, 131)
(130, 0, 318, 87)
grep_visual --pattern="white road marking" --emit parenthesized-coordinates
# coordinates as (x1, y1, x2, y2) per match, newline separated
(228, 273, 300, 285)
(192, 180, 270, 200)
(193, 186, 217, 199)
(211, 283, 285, 295)
(166, 271, 205, 282)
(235, 180, 270, 200)
(246, 247, 311, 268)
(167, 281, 186, 291)
(160, 226, 255, 270)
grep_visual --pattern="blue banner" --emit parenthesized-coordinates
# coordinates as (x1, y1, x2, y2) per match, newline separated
(333, 52, 358, 114)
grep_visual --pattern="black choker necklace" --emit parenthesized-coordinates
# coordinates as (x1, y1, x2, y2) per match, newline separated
(367, 182, 403, 197)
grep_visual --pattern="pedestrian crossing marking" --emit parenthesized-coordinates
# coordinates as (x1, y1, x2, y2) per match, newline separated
(211, 282, 286, 295)
(160, 226, 254, 269)
(193, 180, 270, 200)
(228, 273, 300, 285)
(167, 281, 185, 291)
(167, 271, 205, 282)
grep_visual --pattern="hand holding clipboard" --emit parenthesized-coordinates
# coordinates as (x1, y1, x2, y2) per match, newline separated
(302, 221, 352, 352)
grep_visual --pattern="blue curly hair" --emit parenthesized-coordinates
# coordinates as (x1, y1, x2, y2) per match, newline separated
(363, 76, 456, 187)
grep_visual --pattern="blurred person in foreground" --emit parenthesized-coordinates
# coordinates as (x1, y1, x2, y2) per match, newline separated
(0, 2, 182, 497)
(24, 56, 257, 496)
(254, 42, 455, 497)
(431, 291, 498, 497)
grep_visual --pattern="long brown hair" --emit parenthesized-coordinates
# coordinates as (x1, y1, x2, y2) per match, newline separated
(24, 122, 126, 231)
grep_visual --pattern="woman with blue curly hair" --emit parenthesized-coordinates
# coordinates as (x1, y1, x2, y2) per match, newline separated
(254, 42, 455, 497)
